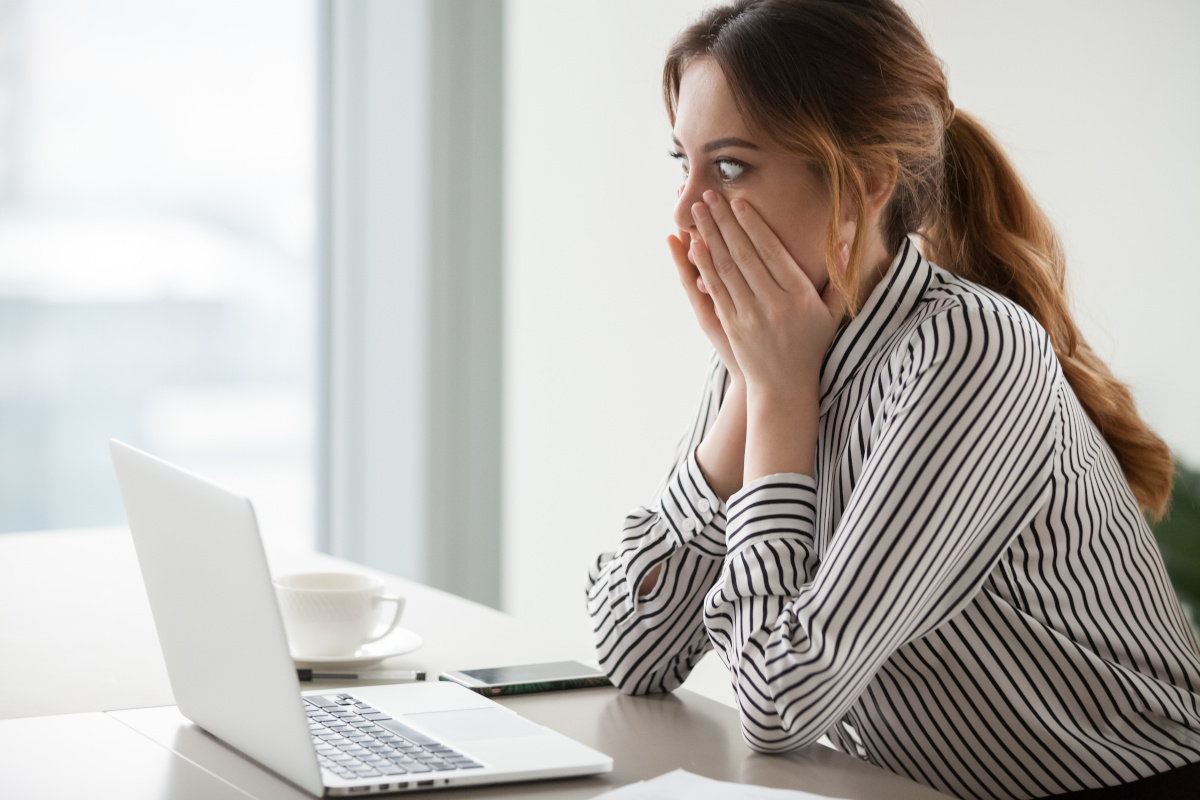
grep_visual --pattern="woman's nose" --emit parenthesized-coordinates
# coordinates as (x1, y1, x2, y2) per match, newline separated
(673, 177, 706, 233)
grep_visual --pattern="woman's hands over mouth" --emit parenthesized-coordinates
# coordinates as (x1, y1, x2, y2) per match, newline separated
(686, 190, 846, 401)
(676, 190, 849, 482)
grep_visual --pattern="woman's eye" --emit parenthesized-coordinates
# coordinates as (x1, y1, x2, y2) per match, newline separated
(717, 160, 745, 182)
(669, 151, 689, 179)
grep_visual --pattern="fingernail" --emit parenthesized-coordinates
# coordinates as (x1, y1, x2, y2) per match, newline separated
(730, 199, 745, 217)
(703, 190, 718, 208)
(692, 202, 708, 220)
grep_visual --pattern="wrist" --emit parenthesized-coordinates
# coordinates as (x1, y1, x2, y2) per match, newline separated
(744, 389, 819, 482)
(744, 377, 817, 411)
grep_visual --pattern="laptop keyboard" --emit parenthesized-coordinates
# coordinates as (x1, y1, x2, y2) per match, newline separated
(305, 694, 483, 781)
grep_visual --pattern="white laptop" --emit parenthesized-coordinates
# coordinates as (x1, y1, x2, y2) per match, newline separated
(109, 439, 612, 796)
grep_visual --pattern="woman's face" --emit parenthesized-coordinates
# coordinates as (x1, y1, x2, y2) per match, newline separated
(672, 57, 835, 291)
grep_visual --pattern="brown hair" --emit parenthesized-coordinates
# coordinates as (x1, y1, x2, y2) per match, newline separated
(664, 0, 1173, 518)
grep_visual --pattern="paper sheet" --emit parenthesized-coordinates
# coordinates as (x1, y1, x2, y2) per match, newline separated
(588, 769, 850, 800)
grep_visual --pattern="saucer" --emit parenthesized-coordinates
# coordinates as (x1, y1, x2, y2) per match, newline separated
(291, 627, 423, 668)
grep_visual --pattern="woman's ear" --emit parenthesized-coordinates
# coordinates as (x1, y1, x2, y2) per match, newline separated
(836, 163, 898, 246)
(862, 162, 898, 226)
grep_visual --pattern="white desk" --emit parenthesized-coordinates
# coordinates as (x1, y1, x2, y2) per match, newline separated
(0, 529, 952, 799)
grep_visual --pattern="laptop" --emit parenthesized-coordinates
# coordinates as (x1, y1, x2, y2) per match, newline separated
(109, 439, 612, 796)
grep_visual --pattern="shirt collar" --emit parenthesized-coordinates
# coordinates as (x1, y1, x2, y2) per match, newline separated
(818, 236, 932, 415)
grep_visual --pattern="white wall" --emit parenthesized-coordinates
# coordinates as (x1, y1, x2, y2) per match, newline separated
(504, 0, 1200, 653)
(503, 0, 716, 647)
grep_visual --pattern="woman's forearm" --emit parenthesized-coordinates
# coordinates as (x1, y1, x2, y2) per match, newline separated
(744, 387, 818, 483)
(639, 377, 746, 598)
(696, 377, 748, 502)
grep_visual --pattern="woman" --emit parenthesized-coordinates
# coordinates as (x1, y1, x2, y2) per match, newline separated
(584, 1, 1200, 798)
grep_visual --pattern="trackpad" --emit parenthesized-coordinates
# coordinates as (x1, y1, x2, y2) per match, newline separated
(404, 707, 547, 741)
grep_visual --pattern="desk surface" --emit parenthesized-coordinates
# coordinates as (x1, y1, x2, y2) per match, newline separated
(0, 528, 951, 799)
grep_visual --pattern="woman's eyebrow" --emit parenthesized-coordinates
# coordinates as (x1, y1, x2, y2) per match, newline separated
(671, 135, 760, 153)
(703, 137, 759, 152)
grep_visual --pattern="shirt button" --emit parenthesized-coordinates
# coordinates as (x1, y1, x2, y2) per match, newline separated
(697, 499, 710, 514)
(681, 518, 697, 532)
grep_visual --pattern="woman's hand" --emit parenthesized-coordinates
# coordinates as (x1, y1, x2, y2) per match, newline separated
(688, 190, 848, 481)
(669, 226, 748, 502)
(688, 191, 846, 398)
(668, 229, 743, 383)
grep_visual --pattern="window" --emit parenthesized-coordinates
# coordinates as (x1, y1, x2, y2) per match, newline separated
(0, 0, 317, 548)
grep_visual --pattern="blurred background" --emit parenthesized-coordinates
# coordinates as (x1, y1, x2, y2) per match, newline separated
(0, 0, 316, 543)
(1, 1, 1197, 669)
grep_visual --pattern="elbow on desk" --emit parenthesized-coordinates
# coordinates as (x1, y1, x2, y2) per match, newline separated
(596, 656, 687, 696)
(732, 699, 828, 755)
(738, 725, 821, 755)
(727, 674, 828, 753)
(609, 669, 683, 696)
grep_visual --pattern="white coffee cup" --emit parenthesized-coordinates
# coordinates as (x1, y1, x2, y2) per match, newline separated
(273, 572, 406, 658)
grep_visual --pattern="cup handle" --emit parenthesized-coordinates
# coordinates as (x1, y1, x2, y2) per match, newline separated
(364, 595, 405, 643)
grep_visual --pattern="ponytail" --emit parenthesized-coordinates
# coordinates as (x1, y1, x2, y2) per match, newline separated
(925, 110, 1174, 519)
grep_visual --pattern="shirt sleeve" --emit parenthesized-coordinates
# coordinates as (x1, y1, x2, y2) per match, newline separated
(703, 304, 1061, 752)
(585, 352, 731, 694)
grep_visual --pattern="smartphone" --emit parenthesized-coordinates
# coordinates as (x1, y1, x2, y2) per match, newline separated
(439, 660, 612, 696)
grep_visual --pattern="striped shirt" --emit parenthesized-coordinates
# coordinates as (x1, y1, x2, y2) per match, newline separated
(586, 238, 1200, 800)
